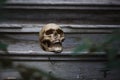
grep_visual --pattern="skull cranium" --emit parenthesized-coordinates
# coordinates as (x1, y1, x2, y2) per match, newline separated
(39, 23, 65, 53)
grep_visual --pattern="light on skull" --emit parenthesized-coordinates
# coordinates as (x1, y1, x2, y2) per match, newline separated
(39, 23, 65, 53)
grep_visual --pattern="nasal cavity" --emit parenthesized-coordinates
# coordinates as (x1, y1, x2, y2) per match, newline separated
(54, 31, 58, 36)
(54, 32, 58, 40)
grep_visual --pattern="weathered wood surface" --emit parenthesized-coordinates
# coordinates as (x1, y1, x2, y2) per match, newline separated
(0, 0, 120, 24)
(5, 1, 120, 10)
(1, 9, 120, 24)
(0, 33, 119, 54)
(16, 62, 120, 80)
(0, 0, 120, 80)
(6, 0, 120, 5)
(1, 33, 119, 80)
(0, 24, 119, 33)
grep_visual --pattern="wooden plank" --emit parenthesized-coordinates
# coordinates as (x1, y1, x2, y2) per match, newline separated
(1, 9, 120, 24)
(4, 3, 120, 10)
(1, 33, 119, 54)
(1, 24, 120, 28)
(0, 24, 22, 29)
(0, 53, 119, 61)
(11, 61, 120, 80)
(0, 53, 107, 62)
(6, 0, 120, 5)
(0, 24, 119, 33)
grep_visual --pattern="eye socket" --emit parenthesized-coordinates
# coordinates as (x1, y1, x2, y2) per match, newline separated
(45, 29, 54, 35)
(57, 29, 63, 34)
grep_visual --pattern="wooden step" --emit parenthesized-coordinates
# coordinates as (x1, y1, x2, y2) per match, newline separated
(6, 0, 120, 5)
(0, 24, 119, 33)
(4, 2, 120, 10)
(0, 0, 120, 24)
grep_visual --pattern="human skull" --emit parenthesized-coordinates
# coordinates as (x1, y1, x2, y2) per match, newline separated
(39, 23, 65, 53)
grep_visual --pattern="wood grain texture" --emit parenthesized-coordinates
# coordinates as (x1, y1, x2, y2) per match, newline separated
(6, 0, 120, 5)
(0, 24, 119, 33)
(1, 9, 120, 24)
(0, 33, 115, 54)
(0, 1, 120, 80)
